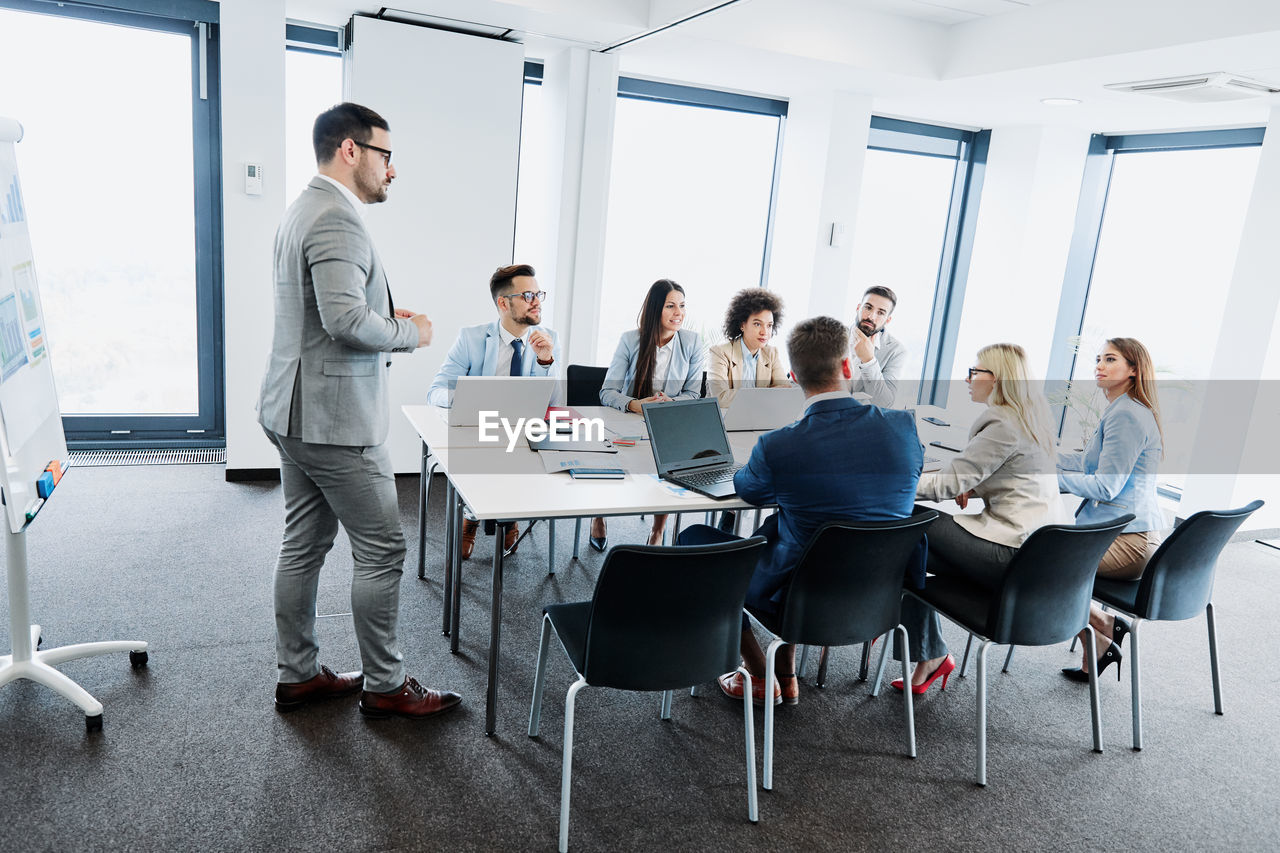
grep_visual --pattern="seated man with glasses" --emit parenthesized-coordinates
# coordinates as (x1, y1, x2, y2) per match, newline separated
(427, 263, 560, 559)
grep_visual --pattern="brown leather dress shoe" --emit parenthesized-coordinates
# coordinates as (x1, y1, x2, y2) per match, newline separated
(504, 522, 520, 554)
(461, 518, 478, 560)
(274, 665, 363, 713)
(359, 676, 463, 719)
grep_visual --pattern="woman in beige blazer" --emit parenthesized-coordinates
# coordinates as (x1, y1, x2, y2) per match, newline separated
(892, 343, 1066, 694)
(707, 288, 790, 405)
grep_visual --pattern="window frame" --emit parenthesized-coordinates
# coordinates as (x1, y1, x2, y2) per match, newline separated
(0, 0, 225, 449)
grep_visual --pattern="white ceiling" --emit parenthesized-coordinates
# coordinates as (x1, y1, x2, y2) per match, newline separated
(280, 0, 1280, 132)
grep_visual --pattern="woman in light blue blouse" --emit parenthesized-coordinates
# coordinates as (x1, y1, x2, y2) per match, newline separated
(592, 280, 706, 549)
(1058, 337, 1164, 683)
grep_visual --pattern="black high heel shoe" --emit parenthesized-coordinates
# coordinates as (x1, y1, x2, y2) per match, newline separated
(1110, 616, 1131, 649)
(1061, 643, 1123, 683)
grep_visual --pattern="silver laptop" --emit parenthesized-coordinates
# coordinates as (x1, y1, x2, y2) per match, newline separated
(448, 376, 555, 428)
(643, 398, 742, 500)
(721, 385, 806, 432)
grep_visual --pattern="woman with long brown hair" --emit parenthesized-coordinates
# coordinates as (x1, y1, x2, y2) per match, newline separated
(594, 279, 706, 548)
(1058, 337, 1164, 682)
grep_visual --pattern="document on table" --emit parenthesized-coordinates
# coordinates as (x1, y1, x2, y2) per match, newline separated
(539, 451, 628, 475)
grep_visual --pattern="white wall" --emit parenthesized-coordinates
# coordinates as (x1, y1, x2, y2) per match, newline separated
(221, 0, 287, 472)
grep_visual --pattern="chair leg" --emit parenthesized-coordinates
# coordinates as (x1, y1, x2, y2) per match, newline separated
(659, 689, 673, 720)
(896, 625, 916, 758)
(975, 639, 992, 786)
(1130, 617, 1144, 750)
(572, 518, 581, 560)
(960, 633, 974, 678)
(797, 644, 810, 679)
(1084, 625, 1104, 754)
(738, 665, 759, 824)
(1002, 645, 1016, 673)
(1207, 601, 1223, 716)
(671, 513, 683, 544)
(871, 630, 891, 697)
(763, 638, 784, 791)
(559, 677, 588, 853)
(816, 646, 831, 688)
(859, 642, 871, 681)
(1069, 635, 1078, 654)
(528, 615, 553, 738)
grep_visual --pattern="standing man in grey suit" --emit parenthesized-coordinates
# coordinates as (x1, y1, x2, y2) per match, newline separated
(259, 102, 461, 720)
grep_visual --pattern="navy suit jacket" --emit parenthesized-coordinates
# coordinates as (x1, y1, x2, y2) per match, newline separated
(734, 396, 923, 612)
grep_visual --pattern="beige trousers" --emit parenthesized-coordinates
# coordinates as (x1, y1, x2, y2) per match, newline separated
(1096, 531, 1163, 580)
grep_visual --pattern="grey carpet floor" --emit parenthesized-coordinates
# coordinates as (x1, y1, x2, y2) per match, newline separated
(1, 464, 1278, 852)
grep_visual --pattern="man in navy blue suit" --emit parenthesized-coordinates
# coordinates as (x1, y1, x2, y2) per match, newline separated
(679, 315, 922, 705)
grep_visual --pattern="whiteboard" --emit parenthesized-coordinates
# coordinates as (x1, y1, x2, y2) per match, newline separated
(345, 16, 525, 472)
(0, 116, 67, 533)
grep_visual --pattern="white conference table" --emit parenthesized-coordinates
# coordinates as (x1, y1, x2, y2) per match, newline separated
(403, 404, 769, 735)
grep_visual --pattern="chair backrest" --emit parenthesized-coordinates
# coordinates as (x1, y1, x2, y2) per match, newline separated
(987, 515, 1134, 646)
(775, 511, 938, 647)
(566, 364, 609, 408)
(581, 536, 768, 691)
(1132, 500, 1262, 621)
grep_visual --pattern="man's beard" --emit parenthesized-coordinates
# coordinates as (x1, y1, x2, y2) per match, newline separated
(858, 320, 882, 336)
(515, 311, 539, 326)
(355, 167, 388, 204)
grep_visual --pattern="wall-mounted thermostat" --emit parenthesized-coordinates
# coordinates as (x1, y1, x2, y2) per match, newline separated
(245, 163, 263, 196)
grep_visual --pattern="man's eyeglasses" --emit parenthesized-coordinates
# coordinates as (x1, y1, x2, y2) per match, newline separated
(354, 141, 392, 166)
(967, 367, 994, 381)
(503, 290, 547, 304)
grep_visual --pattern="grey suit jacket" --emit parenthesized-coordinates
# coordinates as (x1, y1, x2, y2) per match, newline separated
(258, 177, 418, 446)
(849, 328, 907, 407)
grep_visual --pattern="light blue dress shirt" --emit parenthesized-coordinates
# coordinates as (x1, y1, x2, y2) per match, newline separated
(1057, 392, 1164, 533)
(739, 339, 761, 385)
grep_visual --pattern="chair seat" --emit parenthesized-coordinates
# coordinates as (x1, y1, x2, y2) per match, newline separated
(913, 574, 993, 637)
(1092, 577, 1141, 613)
(545, 601, 591, 675)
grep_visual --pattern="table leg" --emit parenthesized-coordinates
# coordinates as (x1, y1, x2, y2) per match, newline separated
(442, 479, 454, 637)
(417, 443, 429, 580)
(486, 521, 506, 736)
(548, 519, 556, 575)
(451, 491, 463, 654)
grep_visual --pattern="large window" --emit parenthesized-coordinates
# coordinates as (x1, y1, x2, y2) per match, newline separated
(595, 80, 784, 364)
(0, 0, 221, 446)
(285, 25, 343, 202)
(1053, 130, 1264, 490)
(850, 118, 988, 405)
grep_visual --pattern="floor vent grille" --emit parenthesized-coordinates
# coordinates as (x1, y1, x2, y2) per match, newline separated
(69, 448, 226, 467)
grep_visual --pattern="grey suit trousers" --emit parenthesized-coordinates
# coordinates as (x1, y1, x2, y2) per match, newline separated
(266, 428, 406, 693)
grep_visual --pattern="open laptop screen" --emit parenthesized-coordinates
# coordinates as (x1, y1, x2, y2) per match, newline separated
(645, 398, 733, 471)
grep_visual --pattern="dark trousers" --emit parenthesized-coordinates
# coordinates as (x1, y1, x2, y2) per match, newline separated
(895, 514, 1017, 662)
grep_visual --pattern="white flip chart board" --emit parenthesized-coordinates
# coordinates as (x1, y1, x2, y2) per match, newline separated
(0, 116, 67, 533)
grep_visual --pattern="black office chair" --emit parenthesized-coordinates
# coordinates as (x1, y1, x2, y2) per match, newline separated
(527, 535, 769, 852)
(747, 512, 937, 791)
(1092, 500, 1262, 750)
(565, 364, 610, 558)
(907, 514, 1133, 785)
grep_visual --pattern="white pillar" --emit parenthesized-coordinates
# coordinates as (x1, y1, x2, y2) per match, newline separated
(950, 125, 1091, 378)
(766, 91, 873, 324)
(541, 48, 619, 366)
(221, 0, 286, 473)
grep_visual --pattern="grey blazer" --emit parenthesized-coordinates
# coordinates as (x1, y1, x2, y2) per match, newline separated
(258, 177, 418, 446)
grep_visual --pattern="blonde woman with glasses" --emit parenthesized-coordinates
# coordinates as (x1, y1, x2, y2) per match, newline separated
(892, 343, 1067, 694)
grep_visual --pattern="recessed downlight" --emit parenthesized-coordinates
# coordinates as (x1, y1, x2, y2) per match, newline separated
(1041, 97, 1082, 106)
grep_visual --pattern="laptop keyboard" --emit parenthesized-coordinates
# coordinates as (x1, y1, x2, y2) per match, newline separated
(679, 465, 743, 487)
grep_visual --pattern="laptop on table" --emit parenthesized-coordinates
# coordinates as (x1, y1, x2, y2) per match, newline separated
(642, 397, 743, 500)
(447, 377, 556, 448)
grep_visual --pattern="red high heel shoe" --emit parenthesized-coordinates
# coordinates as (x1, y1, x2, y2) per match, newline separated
(891, 654, 956, 695)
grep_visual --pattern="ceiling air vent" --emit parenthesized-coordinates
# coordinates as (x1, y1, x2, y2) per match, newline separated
(1105, 72, 1280, 103)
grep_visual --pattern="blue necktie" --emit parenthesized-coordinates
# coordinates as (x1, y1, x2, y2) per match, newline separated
(510, 338, 524, 377)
